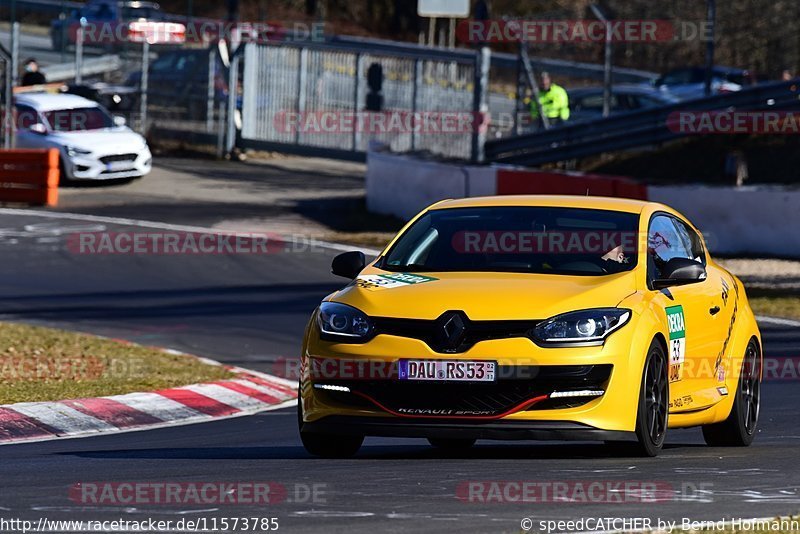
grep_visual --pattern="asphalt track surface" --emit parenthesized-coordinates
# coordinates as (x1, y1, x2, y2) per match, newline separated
(0, 27, 105, 70)
(0, 210, 798, 534)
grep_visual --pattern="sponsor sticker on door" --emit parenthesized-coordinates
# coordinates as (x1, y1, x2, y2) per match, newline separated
(666, 305, 686, 382)
(356, 273, 438, 291)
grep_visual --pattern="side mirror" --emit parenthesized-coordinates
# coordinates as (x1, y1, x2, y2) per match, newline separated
(29, 123, 48, 135)
(113, 115, 127, 127)
(653, 257, 706, 289)
(331, 251, 366, 280)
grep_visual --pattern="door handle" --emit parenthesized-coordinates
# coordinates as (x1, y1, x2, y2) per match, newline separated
(709, 306, 721, 316)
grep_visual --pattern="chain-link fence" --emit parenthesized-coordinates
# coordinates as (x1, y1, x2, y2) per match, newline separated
(240, 41, 489, 161)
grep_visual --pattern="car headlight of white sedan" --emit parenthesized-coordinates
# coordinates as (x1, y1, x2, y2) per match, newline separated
(65, 146, 93, 157)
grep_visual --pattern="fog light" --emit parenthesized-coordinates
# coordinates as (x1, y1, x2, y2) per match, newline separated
(550, 390, 604, 398)
(313, 384, 351, 393)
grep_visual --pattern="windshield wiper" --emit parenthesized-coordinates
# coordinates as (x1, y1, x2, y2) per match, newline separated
(384, 263, 432, 272)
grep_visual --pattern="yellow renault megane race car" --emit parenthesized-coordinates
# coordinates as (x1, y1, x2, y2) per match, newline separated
(298, 196, 762, 457)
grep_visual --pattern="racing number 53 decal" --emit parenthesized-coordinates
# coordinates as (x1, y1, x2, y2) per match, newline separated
(666, 305, 686, 382)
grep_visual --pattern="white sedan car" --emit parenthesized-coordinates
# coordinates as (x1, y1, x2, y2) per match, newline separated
(14, 93, 152, 182)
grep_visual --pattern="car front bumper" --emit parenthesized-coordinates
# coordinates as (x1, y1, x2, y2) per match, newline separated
(300, 314, 651, 436)
(64, 147, 152, 181)
(301, 416, 634, 442)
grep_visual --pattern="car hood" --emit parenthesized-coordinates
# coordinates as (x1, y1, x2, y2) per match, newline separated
(50, 129, 147, 153)
(330, 269, 638, 321)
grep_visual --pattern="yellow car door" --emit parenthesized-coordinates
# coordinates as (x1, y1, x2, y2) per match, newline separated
(647, 214, 718, 412)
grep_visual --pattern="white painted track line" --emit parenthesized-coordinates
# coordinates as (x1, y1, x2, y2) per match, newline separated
(106, 392, 210, 422)
(0, 208, 382, 256)
(10, 403, 116, 434)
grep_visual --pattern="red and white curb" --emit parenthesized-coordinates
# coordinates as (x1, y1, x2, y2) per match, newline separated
(0, 346, 298, 445)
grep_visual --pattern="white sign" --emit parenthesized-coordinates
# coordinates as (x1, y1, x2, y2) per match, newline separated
(127, 21, 186, 45)
(418, 0, 470, 18)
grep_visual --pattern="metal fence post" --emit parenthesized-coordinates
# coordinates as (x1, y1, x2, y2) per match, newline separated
(206, 46, 216, 133)
(226, 45, 241, 156)
(471, 47, 490, 164)
(216, 101, 226, 158)
(139, 40, 149, 134)
(75, 20, 85, 84)
(352, 53, 364, 152)
(296, 47, 308, 146)
(411, 58, 422, 152)
(1, 43, 15, 149)
(11, 23, 19, 88)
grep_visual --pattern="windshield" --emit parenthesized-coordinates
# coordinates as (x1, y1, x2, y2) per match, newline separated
(43, 107, 114, 132)
(381, 206, 640, 276)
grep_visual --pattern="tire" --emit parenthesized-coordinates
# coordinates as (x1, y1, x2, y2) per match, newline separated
(632, 339, 669, 457)
(702, 340, 761, 447)
(58, 159, 72, 186)
(428, 438, 476, 450)
(297, 389, 363, 458)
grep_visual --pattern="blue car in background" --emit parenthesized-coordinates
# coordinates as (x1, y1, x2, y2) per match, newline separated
(567, 85, 680, 123)
(652, 66, 750, 100)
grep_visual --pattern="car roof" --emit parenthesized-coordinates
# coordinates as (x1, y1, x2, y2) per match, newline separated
(15, 92, 99, 112)
(568, 85, 676, 98)
(431, 195, 653, 214)
(662, 65, 745, 76)
(124, 1, 161, 8)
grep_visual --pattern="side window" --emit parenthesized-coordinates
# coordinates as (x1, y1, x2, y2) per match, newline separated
(15, 105, 40, 130)
(647, 215, 693, 281)
(673, 218, 706, 266)
(579, 94, 620, 112)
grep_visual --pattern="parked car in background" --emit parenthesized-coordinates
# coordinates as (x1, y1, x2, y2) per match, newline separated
(64, 82, 139, 114)
(568, 85, 680, 123)
(125, 48, 237, 120)
(652, 66, 750, 100)
(14, 93, 152, 182)
(50, 0, 166, 51)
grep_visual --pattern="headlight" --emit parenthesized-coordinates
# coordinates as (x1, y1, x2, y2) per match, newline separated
(66, 146, 92, 157)
(532, 308, 631, 345)
(317, 302, 373, 341)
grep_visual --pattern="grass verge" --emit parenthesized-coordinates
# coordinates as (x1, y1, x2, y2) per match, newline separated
(0, 322, 232, 404)
(746, 288, 800, 321)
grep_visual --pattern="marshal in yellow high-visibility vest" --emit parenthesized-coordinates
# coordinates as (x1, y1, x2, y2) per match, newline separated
(530, 72, 570, 122)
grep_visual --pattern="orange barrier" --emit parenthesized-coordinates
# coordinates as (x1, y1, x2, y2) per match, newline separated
(0, 149, 60, 206)
(13, 83, 67, 95)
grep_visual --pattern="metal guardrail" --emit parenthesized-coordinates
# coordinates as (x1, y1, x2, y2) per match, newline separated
(485, 80, 800, 166)
(41, 54, 121, 82)
(329, 35, 657, 83)
(6, 0, 83, 11)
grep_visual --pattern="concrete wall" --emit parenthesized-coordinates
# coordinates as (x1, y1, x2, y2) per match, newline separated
(366, 148, 800, 258)
(366, 149, 497, 221)
(650, 185, 800, 258)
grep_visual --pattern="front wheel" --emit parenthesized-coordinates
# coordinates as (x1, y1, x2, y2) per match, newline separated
(297, 391, 363, 458)
(633, 339, 669, 457)
(702, 340, 761, 447)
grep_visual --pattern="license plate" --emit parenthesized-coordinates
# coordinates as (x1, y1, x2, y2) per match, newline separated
(106, 161, 133, 172)
(398, 359, 496, 382)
